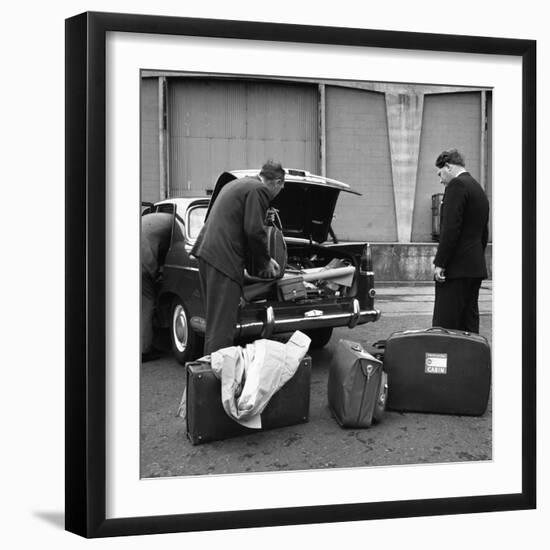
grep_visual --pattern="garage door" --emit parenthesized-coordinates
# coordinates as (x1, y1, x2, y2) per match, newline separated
(140, 77, 160, 203)
(413, 92, 482, 242)
(168, 79, 319, 196)
(325, 86, 396, 242)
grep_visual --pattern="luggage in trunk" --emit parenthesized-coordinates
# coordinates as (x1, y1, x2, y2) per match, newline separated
(328, 339, 387, 428)
(186, 355, 311, 444)
(245, 208, 287, 279)
(384, 327, 491, 415)
(277, 276, 307, 301)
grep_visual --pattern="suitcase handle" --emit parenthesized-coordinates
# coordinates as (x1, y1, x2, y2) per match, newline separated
(426, 326, 453, 334)
(266, 207, 283, 230)
(427, 326, 474, 337)
(372, 339, 386, 349)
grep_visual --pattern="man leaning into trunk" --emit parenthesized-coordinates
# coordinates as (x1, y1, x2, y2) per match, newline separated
(191, 160, 285, 355)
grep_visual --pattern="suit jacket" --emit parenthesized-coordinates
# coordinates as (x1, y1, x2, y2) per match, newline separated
(191, 176, 271, 285)
(434, 172, 489, 279)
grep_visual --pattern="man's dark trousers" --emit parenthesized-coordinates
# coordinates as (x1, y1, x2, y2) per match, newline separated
(433, 277, 482, 333)
(198, 258, 241, 355)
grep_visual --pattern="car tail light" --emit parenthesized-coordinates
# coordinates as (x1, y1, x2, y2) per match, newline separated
(358, 244, 375, 310)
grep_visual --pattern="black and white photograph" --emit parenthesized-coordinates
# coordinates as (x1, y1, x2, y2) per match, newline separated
(139, 72, 494, 478)
(3, 0, 547, 547)
(50, 4, 540, 543)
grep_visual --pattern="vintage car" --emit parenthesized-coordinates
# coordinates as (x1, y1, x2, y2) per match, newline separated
(144, 169, 381, 364)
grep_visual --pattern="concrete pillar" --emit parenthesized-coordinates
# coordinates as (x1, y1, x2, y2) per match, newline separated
(386, 93, 424, 243)
(480, 90, 487, 190)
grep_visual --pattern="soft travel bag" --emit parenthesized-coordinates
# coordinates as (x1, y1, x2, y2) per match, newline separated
(328, 339, 388, 428)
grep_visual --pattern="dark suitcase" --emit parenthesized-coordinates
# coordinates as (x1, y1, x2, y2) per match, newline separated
(186, 355, 311, 444)
(276, 276, 307, 302)
(384, 327, 491, 415)
(328, 339, 388, 428)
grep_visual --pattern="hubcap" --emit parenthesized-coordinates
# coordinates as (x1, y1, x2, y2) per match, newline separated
(172, 304, 188, 353)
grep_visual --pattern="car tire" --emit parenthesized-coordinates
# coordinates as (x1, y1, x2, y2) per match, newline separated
(170, 298, 197, 365)
(305, 327, 333, 349)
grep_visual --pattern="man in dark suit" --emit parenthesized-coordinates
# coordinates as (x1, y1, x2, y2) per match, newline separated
(141, 212, 173, 359)
(432, 149, 489, 333)
(192, 160, 285, 354)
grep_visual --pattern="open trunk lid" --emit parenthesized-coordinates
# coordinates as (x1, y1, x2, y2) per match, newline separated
(208, 169, 361, 244)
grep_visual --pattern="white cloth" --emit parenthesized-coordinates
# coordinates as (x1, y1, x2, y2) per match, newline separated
(209, 331, 311, 428)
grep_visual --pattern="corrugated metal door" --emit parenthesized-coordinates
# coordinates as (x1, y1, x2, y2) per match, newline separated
(168, 79, 319, 196)
(140, 77, 160, 202)
(486, 91, 492, 242)
(326, 86, 396, 242)
(413, 92, 482, 242)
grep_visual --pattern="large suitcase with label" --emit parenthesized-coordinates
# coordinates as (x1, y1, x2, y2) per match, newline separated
(185, 355, 311, 444)
(328, 339, 388, 428)
(384, 327, 491, 415)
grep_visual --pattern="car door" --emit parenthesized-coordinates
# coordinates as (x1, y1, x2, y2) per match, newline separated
(159, 201, 206, 324)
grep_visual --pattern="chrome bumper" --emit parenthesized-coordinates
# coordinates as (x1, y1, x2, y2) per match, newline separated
(237, 298, 381, 339)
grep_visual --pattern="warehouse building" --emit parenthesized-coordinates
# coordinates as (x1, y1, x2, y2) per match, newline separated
(140, 72, 492, 281)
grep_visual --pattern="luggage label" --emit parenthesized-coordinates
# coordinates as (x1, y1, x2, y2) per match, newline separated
(424, 352, 448, 375)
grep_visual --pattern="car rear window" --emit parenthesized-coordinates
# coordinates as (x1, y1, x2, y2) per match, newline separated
(188, 205, 208, 239)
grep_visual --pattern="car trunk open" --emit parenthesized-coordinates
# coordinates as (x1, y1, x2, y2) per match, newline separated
(243, 241, 360, 303)
(158, 170, 377, 357)
(210, 171, 359, 244)
(204, 171, 371, 307)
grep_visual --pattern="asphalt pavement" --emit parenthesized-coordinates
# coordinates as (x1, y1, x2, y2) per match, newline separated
(140, 282, 492, 478)
(376, 280, 493, 319)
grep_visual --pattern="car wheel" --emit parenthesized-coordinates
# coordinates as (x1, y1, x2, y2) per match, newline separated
(170, 298, 197, 365)
(305, 327, 333, 349)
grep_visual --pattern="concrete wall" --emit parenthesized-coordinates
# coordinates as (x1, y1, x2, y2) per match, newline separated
(140, 75, 493, 282)
(372, 243, 493, 282)
(386, 93, 423, 243)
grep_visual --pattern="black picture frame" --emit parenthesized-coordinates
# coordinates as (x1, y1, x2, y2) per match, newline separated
(65, 11, 536, 538)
